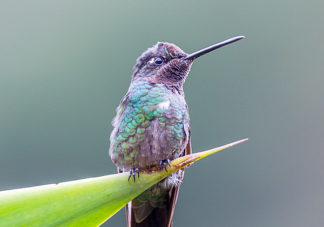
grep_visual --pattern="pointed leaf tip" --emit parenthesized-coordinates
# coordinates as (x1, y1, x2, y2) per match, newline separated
(170, 138, 248, 167)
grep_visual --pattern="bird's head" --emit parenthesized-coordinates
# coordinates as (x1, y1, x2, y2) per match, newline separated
(132, 36, 245, 88)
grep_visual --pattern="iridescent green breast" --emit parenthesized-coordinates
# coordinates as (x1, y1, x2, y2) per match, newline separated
(109, 80, 189, 170)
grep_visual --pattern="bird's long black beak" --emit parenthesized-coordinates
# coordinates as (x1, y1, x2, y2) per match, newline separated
(183, 36, 245, 60)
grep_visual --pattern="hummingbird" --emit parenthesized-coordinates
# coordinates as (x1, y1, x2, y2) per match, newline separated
(109, 36, 245, 227)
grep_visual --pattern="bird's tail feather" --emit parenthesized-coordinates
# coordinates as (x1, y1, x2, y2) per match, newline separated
(126, 183, 181, 227)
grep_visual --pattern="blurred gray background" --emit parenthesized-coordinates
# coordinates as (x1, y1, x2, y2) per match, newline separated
(1, 1, 323, 226)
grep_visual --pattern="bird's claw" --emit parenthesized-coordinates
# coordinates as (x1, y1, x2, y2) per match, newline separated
(128, 168, 140, 182)
(160, 159, 171, 172)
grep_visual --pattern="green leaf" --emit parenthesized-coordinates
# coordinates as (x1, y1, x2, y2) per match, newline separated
(0, 138, 247, 227)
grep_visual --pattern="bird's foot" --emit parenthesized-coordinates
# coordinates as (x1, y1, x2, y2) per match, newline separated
(128, 168, 140, 182)
(160, 159, 171, 172)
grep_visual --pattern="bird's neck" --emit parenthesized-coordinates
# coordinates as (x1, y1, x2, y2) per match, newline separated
(131, 78, 184, 96)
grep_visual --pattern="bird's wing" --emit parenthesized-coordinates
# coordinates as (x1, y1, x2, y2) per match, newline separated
(166, 126, 191, 227)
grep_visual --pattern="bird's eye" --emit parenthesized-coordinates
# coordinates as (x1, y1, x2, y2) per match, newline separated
(154, 57, 163, 65)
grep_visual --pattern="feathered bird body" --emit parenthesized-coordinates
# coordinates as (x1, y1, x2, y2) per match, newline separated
(110, 80, 190, 226)
(109, 42, 192, 227)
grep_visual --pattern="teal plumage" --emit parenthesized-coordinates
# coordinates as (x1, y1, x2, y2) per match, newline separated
(110, 80, 189, 170)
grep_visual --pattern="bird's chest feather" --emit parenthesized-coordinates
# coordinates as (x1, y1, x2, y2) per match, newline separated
(109, 81, 189, 170)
